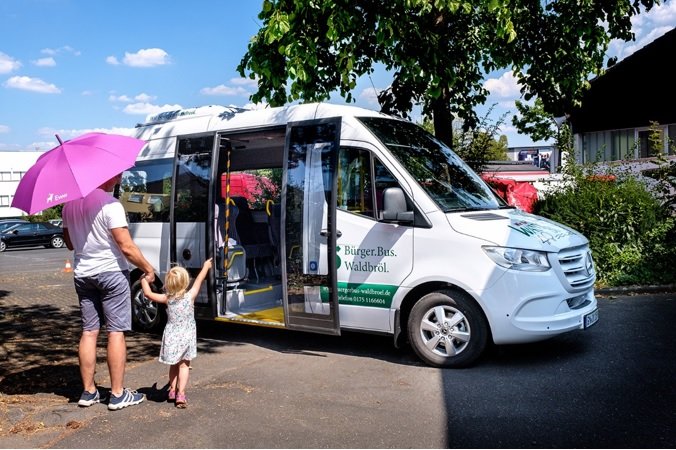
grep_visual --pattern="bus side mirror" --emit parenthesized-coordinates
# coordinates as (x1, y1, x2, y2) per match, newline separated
(381, 187, 414, 223)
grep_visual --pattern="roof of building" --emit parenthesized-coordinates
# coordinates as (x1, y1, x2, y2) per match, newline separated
(568, 27, 676, 133)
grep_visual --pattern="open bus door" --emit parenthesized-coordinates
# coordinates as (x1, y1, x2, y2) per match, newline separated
(282, 118, 341, 335)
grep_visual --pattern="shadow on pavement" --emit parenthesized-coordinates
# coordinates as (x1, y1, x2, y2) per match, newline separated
(0, 303, 161, 400)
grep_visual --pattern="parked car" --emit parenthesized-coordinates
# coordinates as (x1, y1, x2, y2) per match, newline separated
(0, 219, 30, 233)
(0, 221, 65, 252)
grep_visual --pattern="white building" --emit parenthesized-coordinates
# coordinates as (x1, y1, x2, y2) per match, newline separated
(0, 151, 44, 218)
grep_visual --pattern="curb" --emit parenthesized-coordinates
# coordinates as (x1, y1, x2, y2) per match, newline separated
(596, 284, 676, 295)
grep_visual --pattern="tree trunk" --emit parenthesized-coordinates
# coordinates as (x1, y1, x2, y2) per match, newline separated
(431, 98, 453, 148)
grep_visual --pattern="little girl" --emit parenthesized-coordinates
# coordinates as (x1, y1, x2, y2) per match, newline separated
(141, 258, 212, 408)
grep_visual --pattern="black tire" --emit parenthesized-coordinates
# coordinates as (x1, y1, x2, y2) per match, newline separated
(408, 289, 489, 368)
(130, 279, 166, 333)
(50, 236, 65, 248)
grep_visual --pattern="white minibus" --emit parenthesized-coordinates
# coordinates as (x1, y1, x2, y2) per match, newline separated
(121, 103, 598, 368)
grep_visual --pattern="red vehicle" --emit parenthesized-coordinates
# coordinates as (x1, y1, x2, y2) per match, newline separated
(220, 172, 277, 203)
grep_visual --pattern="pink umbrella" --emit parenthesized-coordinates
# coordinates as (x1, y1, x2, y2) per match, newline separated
(11, 132, 146, 215)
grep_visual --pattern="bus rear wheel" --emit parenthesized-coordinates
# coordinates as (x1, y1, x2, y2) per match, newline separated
(408, 289, 488, 368)
(131, 279, 165, 333)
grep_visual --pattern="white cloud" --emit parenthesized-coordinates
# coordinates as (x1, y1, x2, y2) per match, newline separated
(123, 102, 183, 115)
(0, 142, 25, 151)
(0, 52, 22, 74)
(483, 71, 521, 99)
(200, 84, 249, 96)
(109, 94, 132, 102)
(358, 86, 381, 106)
(0, 125, 9, 134)
(201, 77, 259, 96)
(32, 57, 56, 67)
(41, 46, 80, 57)
(109, 92, 156, 103)
(134, 93, 155, 102)
(106, 55, 120, 65)
(612, 25, 674, 60)
(119, 48, 171, 67)
(3, 76, 61, 94)
(241, 102, 268, 110)
(38, 127, 138, 143)
(230, 77, 258, 88)
(610, 3, 676, 60)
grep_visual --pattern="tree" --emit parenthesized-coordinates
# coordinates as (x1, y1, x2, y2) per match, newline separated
(238, 0, 658, 147)
(451, 106, 509, 172)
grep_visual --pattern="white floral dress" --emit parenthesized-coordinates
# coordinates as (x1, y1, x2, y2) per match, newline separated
(159, 292, 197, 364)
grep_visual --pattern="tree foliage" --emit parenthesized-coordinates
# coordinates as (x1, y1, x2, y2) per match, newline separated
(238, 0, 658, 147)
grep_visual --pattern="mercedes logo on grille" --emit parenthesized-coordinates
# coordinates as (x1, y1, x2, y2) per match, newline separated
(585, 251, 594, 277)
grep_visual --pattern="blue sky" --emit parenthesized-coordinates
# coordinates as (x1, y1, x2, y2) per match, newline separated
(1, 0, 675, 152)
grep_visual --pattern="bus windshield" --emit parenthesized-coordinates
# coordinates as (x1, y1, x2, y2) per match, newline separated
(357, 117, 503, 212)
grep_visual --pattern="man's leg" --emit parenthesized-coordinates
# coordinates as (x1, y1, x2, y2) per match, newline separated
(107, 331, 126, 397)
(79, 329, 99, 393)
(75, 276, 103, 395)
(99, 270, 132, 398)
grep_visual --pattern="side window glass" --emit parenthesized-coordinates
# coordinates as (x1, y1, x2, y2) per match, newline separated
(121, 159, 174, 223)
(337, 147, 374, 218)
(174, 137, 213, 223)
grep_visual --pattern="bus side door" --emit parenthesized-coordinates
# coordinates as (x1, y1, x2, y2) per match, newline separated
(282, 118, 341, 335)
(173, 135, 214, 305)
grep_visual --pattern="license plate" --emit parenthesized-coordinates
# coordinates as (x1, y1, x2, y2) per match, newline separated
(584, 309, 599, 328)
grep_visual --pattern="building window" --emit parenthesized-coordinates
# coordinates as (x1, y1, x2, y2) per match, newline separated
(583, 132, 610, 163)
(0, 195, 10, 206)
(637, 127, 664, 159)
(611, 129, 635, 160)
(668, 125, 676, 154)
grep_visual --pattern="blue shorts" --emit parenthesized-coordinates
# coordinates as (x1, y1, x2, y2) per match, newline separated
(75, 270, 131, 332)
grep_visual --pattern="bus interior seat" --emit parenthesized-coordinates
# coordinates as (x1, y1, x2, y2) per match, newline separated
(230, 196, 273, 281)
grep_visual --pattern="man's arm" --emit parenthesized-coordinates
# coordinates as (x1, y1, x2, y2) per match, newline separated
(63, 227, 74, 251)
(111, 226, 155, 284)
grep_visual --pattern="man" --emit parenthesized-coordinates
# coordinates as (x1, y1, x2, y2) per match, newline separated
(63, 173, 155, 411)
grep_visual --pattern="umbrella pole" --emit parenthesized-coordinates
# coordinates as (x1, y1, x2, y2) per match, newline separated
(55, 134, 63, 145)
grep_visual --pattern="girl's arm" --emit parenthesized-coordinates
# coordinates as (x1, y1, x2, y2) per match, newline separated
(188, 258, 213, 302)
(141, 276, 169, 304)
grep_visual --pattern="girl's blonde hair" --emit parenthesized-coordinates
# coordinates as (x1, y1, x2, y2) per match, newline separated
(164, 266, 190, 298)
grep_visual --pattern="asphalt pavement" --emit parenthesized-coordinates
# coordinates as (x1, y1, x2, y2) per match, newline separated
(0, 247, 675, 448)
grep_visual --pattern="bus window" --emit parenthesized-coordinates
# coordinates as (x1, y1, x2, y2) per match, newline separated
(337, 147, 374, 218)
(174, 137, 213, 223)
(121, 159, 173, 223)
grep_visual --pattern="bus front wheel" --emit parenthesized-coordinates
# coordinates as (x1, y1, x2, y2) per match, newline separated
(131, 279, 165, 333)
(408, 289, 488, 368)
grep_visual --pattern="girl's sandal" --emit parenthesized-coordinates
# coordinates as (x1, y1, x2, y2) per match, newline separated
(175, 393, 187, 408)
(167, 390, 176, 402)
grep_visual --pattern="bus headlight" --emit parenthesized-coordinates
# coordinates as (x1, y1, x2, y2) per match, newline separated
(482, 246, 551, 272)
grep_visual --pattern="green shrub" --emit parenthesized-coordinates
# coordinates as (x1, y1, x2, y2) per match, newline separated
(534, 176, 676, 287)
